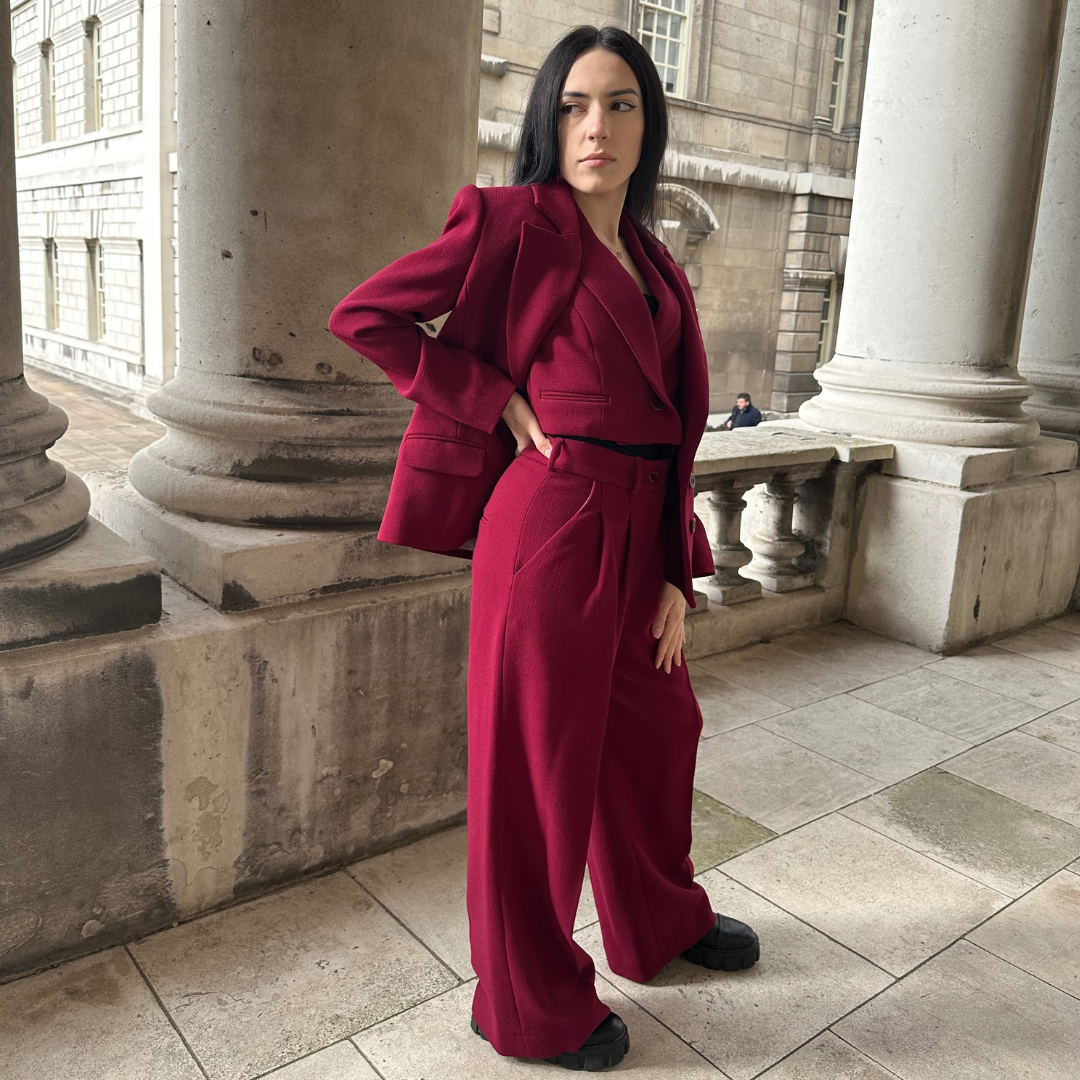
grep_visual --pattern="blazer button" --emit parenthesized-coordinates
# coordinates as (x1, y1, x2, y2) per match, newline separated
(650, 395, 664, 411)
(689, 517, 696, 533)
(689, 473, 696, 489)
(648, 472, 658, 484)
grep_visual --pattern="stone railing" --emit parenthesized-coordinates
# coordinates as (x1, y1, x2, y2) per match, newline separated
(686, 421, 893, 658)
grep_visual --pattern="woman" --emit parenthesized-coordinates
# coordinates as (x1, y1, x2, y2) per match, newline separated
(329, 24, 759, 1072)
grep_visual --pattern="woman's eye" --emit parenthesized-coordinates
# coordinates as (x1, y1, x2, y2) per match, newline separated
(612, 101, 636, 111)
(560, 102, 582, 113)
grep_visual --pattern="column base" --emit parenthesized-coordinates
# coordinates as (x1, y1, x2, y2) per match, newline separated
(846, 438, 1080, 653)
(701, 579, 763, 606)
(0, 517, 161, 651)
(742, 566, 817, 593)
(86, 471, 471, 611)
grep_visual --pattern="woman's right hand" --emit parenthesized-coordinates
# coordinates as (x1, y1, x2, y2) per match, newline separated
(502, 391, 552, 458)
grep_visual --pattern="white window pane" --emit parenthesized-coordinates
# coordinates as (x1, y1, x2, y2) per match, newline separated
(668, 40, 680, 66)
(657, 11, 668, 36)
(643, 9, 655, 32)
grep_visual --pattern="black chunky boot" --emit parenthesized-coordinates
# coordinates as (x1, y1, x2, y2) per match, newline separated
(470, 1011, 630, 1071)
(680, 911, 760, 971)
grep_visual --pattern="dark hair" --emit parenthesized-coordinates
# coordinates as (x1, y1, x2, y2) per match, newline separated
(510, 25, 668, 232)
(737, 392, 751, 403)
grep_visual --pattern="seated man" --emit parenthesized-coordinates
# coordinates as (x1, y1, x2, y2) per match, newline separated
(725, 393, 762, 429)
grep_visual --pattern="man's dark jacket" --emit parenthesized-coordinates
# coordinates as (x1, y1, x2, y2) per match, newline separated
(728, 404, 763, 428)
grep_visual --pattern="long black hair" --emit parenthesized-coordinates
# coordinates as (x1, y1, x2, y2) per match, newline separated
(510, 25, 668, 233)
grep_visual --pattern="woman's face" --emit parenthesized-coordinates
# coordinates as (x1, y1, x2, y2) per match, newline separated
(558, 47, 645, 198)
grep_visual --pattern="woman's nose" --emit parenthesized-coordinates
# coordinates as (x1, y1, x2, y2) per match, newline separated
(585, 105, 609, 140)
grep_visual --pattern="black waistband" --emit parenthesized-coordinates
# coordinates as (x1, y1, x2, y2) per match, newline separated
(548, 433, 677, 460)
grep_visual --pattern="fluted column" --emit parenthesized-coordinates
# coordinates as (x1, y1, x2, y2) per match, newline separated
(801, 1, 1067, 448)
(1019, 0, 1080, 441)
(127, 1, 481, 524)
(0, 2, 89, 567)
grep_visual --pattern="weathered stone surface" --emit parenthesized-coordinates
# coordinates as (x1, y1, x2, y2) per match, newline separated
(129, 872, 458, 1080)
(842, 769, 1080, 897)
(689, 788, 775, 872)
(88, 470, 468, 610)
(267, 1041, 380, 1080)
(836, 941, 1080, 1080)
(0, 516, 160, 650)
(929, 644, 1080, 709)
(723, 815, 1008, 975)
(757, 1032, 896, 1080)
(687, 659, 789, 735)
(1022, 703, 1080, 753)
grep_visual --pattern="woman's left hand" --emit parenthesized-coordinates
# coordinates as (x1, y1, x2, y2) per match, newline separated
(650, 581, 686, 673)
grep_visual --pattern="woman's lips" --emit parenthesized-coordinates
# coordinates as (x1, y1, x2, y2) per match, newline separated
(581, 158, 614, 167)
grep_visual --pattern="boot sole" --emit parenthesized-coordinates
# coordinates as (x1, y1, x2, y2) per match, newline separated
(681, 939, 760, 972)
(471, 1016, 629, 1072)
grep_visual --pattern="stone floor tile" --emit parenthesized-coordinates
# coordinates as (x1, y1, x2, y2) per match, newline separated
(757, 1032, 896, 1080)
(690, 789, 776, 872)
(723, 814, 1008, 976)
(353, 977, 728, 1078)
(967, 870, 1080, 1000)
(688, 661, 789, 736)
(763, 621, 935, 684)
(942, 730, 1080, 828)
(841, 769, 1080, 898)
(574, 871, 892, 1080)
(694, 723, 882, 833)
(263, 1040, 380, 1079)
(1021, 700, 1080, 754)
(1048, 612, 1080, 636)
(0, 947, 203, 1080)
(993, 624, 1080, 674)
(835, 940, 1080, 1080)
(693, 642, 866, 708)
(927, 645, 1080, 709)
(129, 872, 458, 1080)
(348, 825, 599, 981)
(849, 666, 1044, 743)
(760, 694, 970, 784)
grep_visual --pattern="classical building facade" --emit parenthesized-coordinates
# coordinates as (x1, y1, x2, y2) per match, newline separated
(11, 0, 175, 410)
(10, 0, 868, 416)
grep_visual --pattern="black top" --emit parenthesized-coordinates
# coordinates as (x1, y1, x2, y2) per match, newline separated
(643, 292, 659, 317)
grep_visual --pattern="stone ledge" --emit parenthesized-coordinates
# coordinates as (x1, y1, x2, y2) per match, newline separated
(880, 436, 1078, 489)
(0, 517, 161, 651)
(86, 471, 471, 611)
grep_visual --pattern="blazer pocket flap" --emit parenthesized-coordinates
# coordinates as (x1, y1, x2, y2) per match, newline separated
(399, 435, 486, 477)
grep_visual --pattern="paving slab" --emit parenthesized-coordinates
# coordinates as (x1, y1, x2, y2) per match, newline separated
(967, 870, 1080, 1000)
(347, 824, 598, 981)
(927, 645, 1080, 710)
(574, 871, 892, 1080)
(757, 1032, 897, 1080)
(0, 947, 203, 1080)
(128, 872, 458, 1080)
(353, 977, 728, 1078)
(993, 624, 1080, 674)
(1021, 701, 1080, 753)
(690, 788, 776, 872)
(942, 730, 1080, 828)
(264, 1040, 380, 1079)
(841, 769, 1080, 897)
(762, 621, 934, 684)
(760, 694, 970, 784)
(688, 660, 790, 736)
(694, 723, 882, 833)
(1048, 612, 1080, 636)
(694, 641, 866, 708)
(723, 814, 1008, 976)
(835, 940, 1080, 1080)
(850, 666, 1045, 743)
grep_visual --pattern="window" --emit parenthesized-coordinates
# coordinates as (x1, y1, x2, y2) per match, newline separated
(637, 0, 690, 98)
(40, 40, 55, 141)
(84, 19, 103, 132)
(12, 60, 18, 149)
(45, 239, 60, 330)
(87, 239, 105, 340)
(816, 276, 842, 368)
(829, 0, 853, 132)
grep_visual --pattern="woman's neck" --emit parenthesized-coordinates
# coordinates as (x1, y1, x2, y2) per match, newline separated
(569, 183, 628, 249)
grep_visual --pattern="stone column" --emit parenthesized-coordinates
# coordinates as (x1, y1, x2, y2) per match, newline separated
(1019, 0, 1080, 442)
(125, 0, 481, 526)
(801, 1, 1067, 448)
(0, 2, 89, 568)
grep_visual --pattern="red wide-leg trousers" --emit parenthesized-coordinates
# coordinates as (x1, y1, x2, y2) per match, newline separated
(466, 437, 716, 1060)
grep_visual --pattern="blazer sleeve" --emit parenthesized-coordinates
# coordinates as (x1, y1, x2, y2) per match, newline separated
(328, 183, 519, 434)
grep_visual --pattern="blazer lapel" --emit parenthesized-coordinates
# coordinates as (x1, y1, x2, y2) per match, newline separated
(505, 178, 581, 388)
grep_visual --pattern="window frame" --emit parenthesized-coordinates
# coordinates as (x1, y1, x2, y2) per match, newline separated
(40, 39, 55, 142)
(828, 0, 854, 133)
(86, 238, 106, 341)
(635, 0, 692, 101)
(45, 238, 60, 331)
(815, 275, 842, 369)
(84, 18, 103, 133)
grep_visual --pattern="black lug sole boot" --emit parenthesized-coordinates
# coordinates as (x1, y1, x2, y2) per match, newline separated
(470, 1011, 630, 1071)
(681, 911, 760, 972)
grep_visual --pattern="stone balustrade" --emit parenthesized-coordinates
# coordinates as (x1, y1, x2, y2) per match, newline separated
(686, 421, 893, 658)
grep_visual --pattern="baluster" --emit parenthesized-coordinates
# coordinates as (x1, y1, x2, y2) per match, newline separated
(704, 478, 762, 605)
(744, 471, 817, 593)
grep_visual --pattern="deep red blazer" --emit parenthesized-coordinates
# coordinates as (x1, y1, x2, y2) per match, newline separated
(327, 175, 715, 606)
